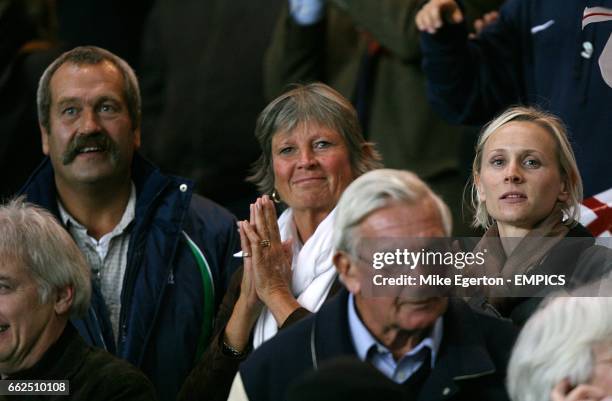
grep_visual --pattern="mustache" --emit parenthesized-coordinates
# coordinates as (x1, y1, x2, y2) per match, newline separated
(61, 132, 118, 165)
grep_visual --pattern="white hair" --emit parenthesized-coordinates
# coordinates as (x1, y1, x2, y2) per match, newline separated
(0, 198, 91, 317)
(333, 169, 452, 255)
(507, 297, 612, 401)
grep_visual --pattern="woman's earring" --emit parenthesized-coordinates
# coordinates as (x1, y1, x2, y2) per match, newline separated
(271, 190, 281, 204)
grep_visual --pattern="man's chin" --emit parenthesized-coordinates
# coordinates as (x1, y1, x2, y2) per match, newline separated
(66, 168, 119, 186)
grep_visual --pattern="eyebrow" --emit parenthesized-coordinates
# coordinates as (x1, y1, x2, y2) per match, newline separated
(56, 95, 122, 106)
(56, 97, 80, 107)
(97, 95, 121, 104)
(487, 148, 544, 154)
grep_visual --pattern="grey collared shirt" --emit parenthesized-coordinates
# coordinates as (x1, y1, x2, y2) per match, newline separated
(347, 293, 443, 383)
(58, 183, 136, 343)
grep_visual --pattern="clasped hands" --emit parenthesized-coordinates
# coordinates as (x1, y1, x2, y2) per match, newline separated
(237, 195, 299, 324)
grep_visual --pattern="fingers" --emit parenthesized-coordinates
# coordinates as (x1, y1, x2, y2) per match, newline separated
(484, 11, 499, 25)
(472, 10, 499, 37)
(262, 195, 282, 244)
(253, 198, 271, 245)
(416, 0, 463, 34)
(568, 385, 606, 401)
(473, 18, 484, 34)
(251, 196, 282, 246)
(242, 218, 262, 255)
(551, 379, 606, 401)
(238, 220, 253, 266)
(416, 4, 438, 33)
(249, 201, 255, 226)
(450, 5, 463, 23)
(551, 379, 572, 401)
(239, 221, 252, 252)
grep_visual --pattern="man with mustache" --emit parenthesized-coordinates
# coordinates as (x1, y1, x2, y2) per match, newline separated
(17, 46, 239, 401)
(228, 169, 517, 401)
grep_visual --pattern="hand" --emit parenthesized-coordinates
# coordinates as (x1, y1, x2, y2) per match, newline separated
(551, 379, 608, 401)
(242, 195, 300, 324)
(223, 210, 265, 353)
(237, 219, 263, 314)
(469, 11, 499, 38)
(416, 0, 463, 34)
(242, 196, 293, 302)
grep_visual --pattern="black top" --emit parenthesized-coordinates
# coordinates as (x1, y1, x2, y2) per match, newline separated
(2, 324, 157, 401)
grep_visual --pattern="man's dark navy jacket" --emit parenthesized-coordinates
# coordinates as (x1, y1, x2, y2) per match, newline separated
(19, 154, 240, 401)
(239, 290, 517, 401)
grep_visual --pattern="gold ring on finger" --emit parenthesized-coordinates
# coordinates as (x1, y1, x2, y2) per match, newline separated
(260, 239, 271, 248)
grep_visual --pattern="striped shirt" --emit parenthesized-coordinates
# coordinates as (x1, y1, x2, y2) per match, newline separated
(58, 183, 136, 343)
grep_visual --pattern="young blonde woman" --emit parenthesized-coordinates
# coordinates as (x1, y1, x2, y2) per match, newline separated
(468, 106, 608, 325)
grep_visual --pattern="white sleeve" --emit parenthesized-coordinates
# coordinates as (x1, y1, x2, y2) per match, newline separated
(289, 0, 324, 25)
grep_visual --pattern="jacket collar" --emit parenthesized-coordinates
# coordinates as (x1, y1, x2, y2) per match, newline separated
(18, 156, 60, 216)
(313, 289, 357, 364)
(18, 153, 193, 221)
(420, 298, 499, 400)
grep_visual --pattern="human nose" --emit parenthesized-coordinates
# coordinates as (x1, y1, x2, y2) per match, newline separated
(296, 148, 317, 168)
(78, 108, 102, 134)
(504, 160, 524, 184)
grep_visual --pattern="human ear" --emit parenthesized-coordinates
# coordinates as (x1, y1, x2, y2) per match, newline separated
(133, 127, 141, 149)
(557, 178, 569, 203)
(54, 286, 74, 315)
(40, 124, 50, 156)
(475, 173, 486, 202)
(333, 252, 361, 294)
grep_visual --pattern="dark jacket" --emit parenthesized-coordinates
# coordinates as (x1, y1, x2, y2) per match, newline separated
(179, 267, 342, 401)
(420, 0, 612, 197)
(18, 154, 240, 401)
(239, 289, 517, 401)
(1, 324, 156, 401)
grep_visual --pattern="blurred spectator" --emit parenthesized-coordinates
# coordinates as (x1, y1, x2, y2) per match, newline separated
(417, 0, 612, 199)
(264, 0, 504, 234)
(139, 0, 283, 219)
(0, 198, 156, 401)
(0, 0, 60, 199)
(55, 0, 154, 70)
(507, 296, 612, 401)
(286, 357, 405, 401)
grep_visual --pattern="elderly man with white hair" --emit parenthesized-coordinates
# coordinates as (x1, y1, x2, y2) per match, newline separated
(226, 169, 518, 401)
(507, 296, 612, 401)
(0, 199, 155, 400)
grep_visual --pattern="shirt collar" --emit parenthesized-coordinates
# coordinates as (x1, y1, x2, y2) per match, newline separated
(347, 293, 443, 368)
